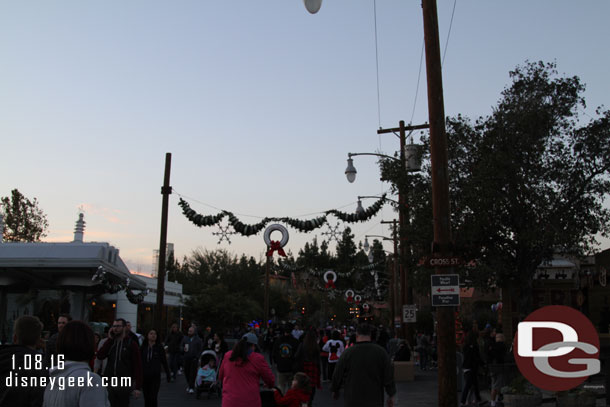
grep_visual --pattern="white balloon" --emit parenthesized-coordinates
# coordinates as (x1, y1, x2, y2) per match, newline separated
(304, 0, 322, 14)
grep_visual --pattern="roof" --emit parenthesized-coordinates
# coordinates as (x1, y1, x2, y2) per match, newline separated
(0, 241, 146, 290)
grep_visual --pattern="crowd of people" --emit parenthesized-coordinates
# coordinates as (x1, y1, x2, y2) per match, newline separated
(0, 315, 402, 407)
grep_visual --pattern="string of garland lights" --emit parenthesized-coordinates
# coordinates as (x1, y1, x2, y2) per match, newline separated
(178, 194, 387, 236)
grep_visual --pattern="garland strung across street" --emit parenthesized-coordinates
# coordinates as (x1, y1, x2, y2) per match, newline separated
(178, 194, 387, 236)
(92, 267, 149, 304)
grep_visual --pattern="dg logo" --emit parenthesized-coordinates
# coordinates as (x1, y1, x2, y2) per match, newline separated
(514, 305, 600, 391)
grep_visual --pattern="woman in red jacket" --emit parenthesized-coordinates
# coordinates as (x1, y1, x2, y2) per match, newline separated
(273, 372, 311, 407)
(218, 333, 275, 407)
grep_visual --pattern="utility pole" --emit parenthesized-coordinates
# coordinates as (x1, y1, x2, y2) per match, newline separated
(381, 219, 400, 332)
(378, 121, 427, 348)
(264, 254, 271, 329)
(421, 0, 456, 406)
(155, 153, 172, 335)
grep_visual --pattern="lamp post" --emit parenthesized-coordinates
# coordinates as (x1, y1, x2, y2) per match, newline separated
(363, 231, 399, 329)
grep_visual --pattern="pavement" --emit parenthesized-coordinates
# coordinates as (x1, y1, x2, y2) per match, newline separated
(131, 368, 440, 407)
(130, 367, 608, 407)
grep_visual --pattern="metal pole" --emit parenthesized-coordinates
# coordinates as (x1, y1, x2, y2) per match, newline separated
(421, 1, 456, 406)
(264, 254, 271, 328)
(155, 153, 172, 331)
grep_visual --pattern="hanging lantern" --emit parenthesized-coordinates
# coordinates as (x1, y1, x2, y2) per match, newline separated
(405, 139, 423, 172)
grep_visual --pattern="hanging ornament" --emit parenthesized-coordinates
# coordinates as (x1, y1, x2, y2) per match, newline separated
(264, 224, 289, 257)
(354, 295, 362, 305)
(321, 222, 343, 242)
(362, 303, 370, 312)
(345, 289, 354, 303)
(323, 270, 337, 289)
(497, 302, 503, 311)
(212, 224, 235, 244)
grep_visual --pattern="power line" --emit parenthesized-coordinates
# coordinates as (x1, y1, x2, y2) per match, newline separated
(442, 0, 458, 67)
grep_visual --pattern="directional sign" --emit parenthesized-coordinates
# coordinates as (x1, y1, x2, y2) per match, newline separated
(403, 305, 417, 323)
(431, 274, 460, 306)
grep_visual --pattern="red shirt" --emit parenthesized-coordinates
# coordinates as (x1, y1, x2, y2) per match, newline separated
(218, 350, 275, 407)
(273, 388, 310, 407)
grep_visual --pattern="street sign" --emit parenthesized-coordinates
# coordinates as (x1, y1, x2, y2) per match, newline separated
(421, 256, 463, 267)
(431, 274, 460, 306)
(403, 305, 417, 323)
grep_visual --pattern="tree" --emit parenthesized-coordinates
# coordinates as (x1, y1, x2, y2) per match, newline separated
(1, 189, 49, 242)
(381, 61, 610, 316)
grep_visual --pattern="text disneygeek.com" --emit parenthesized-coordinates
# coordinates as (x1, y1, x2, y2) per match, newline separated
(5, 372, 131, 391)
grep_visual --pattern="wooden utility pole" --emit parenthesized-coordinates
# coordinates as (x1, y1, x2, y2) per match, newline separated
(421, 0, 456, 406)
(155, 153, 172, 333)
(381, 219, 400, 332)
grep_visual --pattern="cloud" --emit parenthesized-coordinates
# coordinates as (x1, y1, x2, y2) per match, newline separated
(78, 203, 127, 225)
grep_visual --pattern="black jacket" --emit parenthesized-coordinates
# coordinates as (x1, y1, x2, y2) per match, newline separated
(462, 343, 482, 370)
(165, 331, 183, 354)
(140, 343, 170, 380)
(97, 335, 143, 390)
(273, 335, 299, 373)
(0, 344, 46, 407)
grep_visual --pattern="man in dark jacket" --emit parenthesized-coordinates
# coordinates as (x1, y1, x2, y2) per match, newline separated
(97, 318, 143, 407)
(0, 316, 47, 407)
(273, 327, 300, 394)
(165, 323, 183, 381)
(180, 326, 203, 394)
(331, 323, 396, 407)
(44, 313, 71, 368)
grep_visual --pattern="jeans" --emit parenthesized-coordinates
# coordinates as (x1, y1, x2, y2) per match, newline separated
(168, 352, 181, 379)
(461, 370, 481, 404)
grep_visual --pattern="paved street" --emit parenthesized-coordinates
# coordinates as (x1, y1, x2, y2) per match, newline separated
(131, 368, 439, 407)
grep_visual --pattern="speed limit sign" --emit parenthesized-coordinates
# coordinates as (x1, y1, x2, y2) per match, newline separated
(403, 305, 417, 323)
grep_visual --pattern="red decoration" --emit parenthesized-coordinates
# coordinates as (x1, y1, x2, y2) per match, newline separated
(347, 295, 353, 303)
(266, 241, 287, 257)
(325, 279, 336, 289)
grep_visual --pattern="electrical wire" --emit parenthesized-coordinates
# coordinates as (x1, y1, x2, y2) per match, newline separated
(442, 0, 458, 67)
(409, 39, 425, 125)
(373, 0, 382, 129)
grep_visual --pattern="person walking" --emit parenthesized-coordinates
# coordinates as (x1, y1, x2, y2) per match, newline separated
(273, 327, 300, 394)
(44, 313, 71, 368)
(218, 333, 275, 407)
(487, 333, 507, 407)
(180, 325, 204, 394)
(273, 372, 311, 407)
(97, 318, 143, 407)
(164, 323, 183, 382)
(331, 323, 396, 407)
(294, 329, 321, 406)
(322, 330, 344, 381)
(43, 321, 109, 407)
(0, 316, 47, 407)
(460, 331, 484, 407)
(140, 329, 171, 407)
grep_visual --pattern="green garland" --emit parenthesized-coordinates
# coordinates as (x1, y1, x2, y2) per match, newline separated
(179, 194, 388, 236)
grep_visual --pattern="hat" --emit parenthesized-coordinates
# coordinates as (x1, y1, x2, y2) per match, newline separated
(242, 332, 258, 345)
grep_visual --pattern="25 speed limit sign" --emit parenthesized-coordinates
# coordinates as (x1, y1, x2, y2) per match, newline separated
(403, 305, 417, 323)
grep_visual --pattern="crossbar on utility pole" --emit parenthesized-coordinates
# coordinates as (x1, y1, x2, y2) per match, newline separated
(155, 153, 172, 336)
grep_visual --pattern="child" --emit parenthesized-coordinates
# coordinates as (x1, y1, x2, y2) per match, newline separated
(195, 357, 217, 387)
(273, 372, 311, 407)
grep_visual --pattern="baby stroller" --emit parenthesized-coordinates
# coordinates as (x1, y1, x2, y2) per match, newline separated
(195, 349, 221, 400)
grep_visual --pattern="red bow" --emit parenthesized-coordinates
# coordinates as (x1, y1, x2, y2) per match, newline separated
(347, 295, 353, 303)
(266, 241, 286, 257)
(355, 299, 360, 305)
(325, 280, 336, 289)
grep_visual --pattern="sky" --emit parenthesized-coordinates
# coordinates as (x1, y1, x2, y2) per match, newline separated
(1, 1, 609, 276)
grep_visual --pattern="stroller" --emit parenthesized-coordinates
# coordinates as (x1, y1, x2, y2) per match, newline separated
(195, 349, 222, 400)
